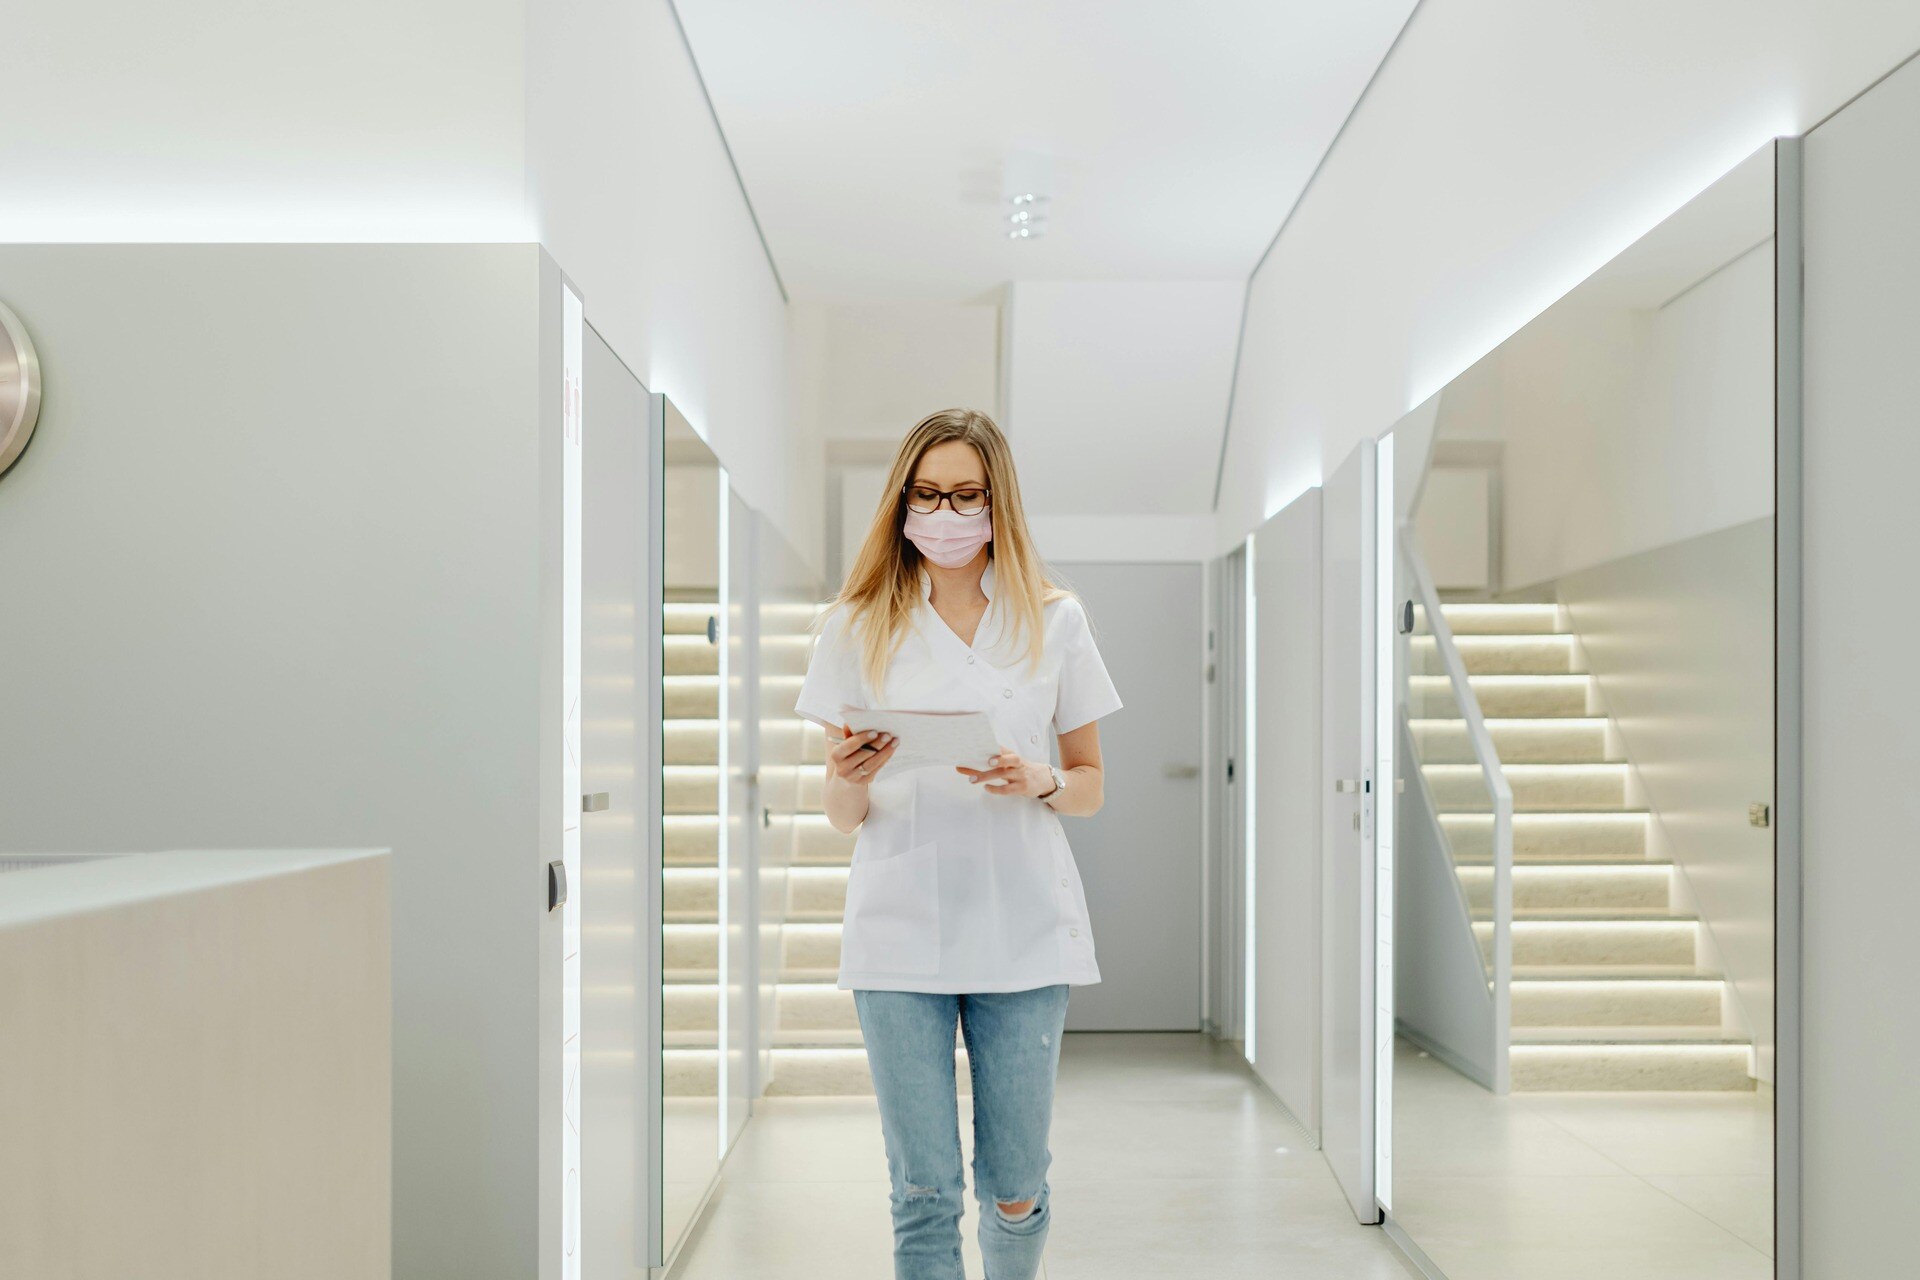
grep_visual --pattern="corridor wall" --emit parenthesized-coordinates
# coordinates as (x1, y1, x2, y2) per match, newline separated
(1800, 48, 1920, 1274)
(1214, 0, 1920, 552)
(1250, 488, 1322, 1139)
(0, 244, 563, 1278)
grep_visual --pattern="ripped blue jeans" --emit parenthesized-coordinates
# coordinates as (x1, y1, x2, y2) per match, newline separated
(853, 986, 1070, 1280)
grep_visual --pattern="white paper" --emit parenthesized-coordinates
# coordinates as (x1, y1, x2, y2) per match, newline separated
(841, 706, 1006, 774)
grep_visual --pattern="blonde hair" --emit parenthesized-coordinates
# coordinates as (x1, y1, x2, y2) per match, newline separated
(833, 409, 1064, 690)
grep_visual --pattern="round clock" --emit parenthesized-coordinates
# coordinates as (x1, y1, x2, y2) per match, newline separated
(0, 299, 43, 479)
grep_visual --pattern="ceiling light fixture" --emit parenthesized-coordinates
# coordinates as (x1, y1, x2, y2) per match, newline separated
(1002, 151, 1054, 241)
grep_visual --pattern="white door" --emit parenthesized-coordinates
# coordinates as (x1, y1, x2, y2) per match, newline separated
(580, 323, 655, 1279)
(1320, 438, 1393, 1224)
(1056, 561, 1206, 1032)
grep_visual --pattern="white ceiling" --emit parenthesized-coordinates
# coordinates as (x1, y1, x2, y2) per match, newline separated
(675, 0, 1419, 300)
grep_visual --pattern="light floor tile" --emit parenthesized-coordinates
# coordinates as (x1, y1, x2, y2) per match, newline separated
(1390, 1175, 1771, 1280)
(1518, 1091, 1775, 1177)
(1048, 1094, 1327, 1182)
(1043, 1177, 1419, 1280)
(674, 1033, 1415, 1279)
(1390, 1039, 1775, 1278)
(1642, 1174, 1775, 1256)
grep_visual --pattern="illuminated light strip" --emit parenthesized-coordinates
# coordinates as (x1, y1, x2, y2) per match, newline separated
(558, 280, 584, 1280)
(1242, 535, 1257, 1063)
(1372, 432, 1395, 1212)
(715, 465, 731, 1157)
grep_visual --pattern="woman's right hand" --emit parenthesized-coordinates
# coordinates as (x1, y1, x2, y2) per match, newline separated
(827, 727, 897, 785)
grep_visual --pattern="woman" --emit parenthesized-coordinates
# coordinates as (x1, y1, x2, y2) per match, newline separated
(795, 408, 1121, 1280)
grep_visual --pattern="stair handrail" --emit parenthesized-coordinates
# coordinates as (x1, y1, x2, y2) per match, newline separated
(1399, 526, 1514, 1094)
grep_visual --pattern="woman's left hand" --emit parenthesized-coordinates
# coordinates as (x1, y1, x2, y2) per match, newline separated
(957, 751, 1053, 797)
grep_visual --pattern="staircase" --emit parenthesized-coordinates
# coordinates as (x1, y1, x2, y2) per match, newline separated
(661, 599, 721, 1098)
(1410, 602, 1755, 1091)
(661, 603, 930, 1096)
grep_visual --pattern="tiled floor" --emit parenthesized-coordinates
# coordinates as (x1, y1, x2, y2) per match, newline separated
(1390, 1040, 1774, 1279)
(672, 1032, 1420, 1279)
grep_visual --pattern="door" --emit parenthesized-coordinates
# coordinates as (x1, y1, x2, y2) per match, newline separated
(579, 323, 654, 1279)
(1320, 438, 1392, 1224)
(1055, 561, 1206, 1032)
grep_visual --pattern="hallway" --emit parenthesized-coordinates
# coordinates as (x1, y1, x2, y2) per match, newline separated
(674, 1033, 1418, 1279)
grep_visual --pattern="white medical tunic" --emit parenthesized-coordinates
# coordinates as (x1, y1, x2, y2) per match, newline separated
(795, 565, 1124, 994)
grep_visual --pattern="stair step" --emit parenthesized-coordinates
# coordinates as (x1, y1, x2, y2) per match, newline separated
(1510, 978, 1725, 1028)
(663, 984, 721, 1031)
(663, 1048, 719, 1096)
(665, 676, 718, 719)
(1411, 634, 1580, 675)
(663, 867, 719, 919)
(1411, 717, 1612, 764)
(775, 982, 860, 1031)
(1477, 918, 1696, 967)
(788, 865, 849, 917)
(664, 633, 719, 676)
(665, 719, 718, 765)
(1427, 763, 1629, 812)
(1432, 603, 1562, 635)
(665, 815, 718, 865)
(781, 922, 843, 972)
(794, 816, 855, 864)
(1509, 1041, 1754, 1092)
(664, 602, 718, 635)
(1412, 675, 1589, 717)
(1456, 863, 1671, 912)
(1444, 812, 1648, 862)
(665, 923, 717, 970)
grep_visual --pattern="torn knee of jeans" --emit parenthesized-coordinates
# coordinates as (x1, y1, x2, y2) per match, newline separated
(902, 1182, 942, 1201)
(993, 1195, 1039, 1223)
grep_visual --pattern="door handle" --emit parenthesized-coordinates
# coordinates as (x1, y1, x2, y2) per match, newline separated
(1334, 779, 1360, 794)
(582, 792, 611, 813)
(1164, 764, 1200, 780)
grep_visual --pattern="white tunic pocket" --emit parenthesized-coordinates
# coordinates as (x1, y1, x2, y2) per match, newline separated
(841, 841, 942, 976)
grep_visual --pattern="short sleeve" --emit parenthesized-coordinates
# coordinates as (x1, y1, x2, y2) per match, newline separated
(795, 605, 866, 730)
(1052, 598, 1124, 733)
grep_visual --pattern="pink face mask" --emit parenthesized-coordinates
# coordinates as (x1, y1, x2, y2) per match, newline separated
(903, 508, 993, 569)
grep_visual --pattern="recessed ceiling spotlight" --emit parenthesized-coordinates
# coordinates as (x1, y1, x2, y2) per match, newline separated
(1001, 150, 1054, 242)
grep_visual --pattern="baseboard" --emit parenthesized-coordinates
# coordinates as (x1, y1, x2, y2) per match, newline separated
(1383, 1214, 1451, 1279)
(1396, 1020, 1496, 1092)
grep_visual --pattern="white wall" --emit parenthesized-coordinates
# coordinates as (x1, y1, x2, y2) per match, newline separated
(1251, 489, 1322, 1137)
(1802, 50, 1920, 1275)
(1216, 0, 1920, 551)
(1427, 216, 1774, 588)
(798, 302, 1001, 439)
(524, 0, 809, 564)
(1008, 280, 1242, 516)
(6, 1, 811, 568)
(6, 1, 528, 241)
(0, 245, 551, 1278)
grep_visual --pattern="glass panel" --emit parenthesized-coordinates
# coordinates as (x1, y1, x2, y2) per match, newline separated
(1390, 142, 1778, 1279)
(660, 402, 723, 1255)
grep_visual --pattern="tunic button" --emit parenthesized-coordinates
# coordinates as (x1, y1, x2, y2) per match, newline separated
(965, 654, 975, 664)
(1002, 688, 1013, 698)
(1069, 927, 1080, 938)
(1030, 734, 1039, 745)
(1060, 878, 1069, 888)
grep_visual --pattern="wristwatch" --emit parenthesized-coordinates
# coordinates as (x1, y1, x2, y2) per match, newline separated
(1038, 764, 1066, 802)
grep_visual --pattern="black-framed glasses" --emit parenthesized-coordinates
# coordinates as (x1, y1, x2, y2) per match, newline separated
(903, 483, 991, 516)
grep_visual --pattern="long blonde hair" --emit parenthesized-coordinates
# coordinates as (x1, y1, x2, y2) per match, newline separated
(834, 409, 1064, 690)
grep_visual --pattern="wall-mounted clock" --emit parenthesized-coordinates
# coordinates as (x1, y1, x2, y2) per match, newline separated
(0, 299, 43, 479)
